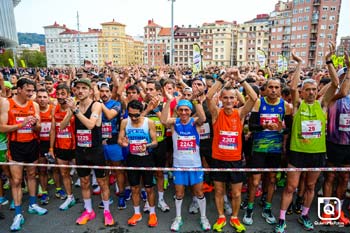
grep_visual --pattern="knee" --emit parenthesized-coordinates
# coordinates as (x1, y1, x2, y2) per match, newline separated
(11, 177, 22, 186)
(80, 178, 90, 188)
(305, 182, 316, 192)
(231, 189, 241, 199)
(325, 172, 336, 183)
(285, 184, 297, 194)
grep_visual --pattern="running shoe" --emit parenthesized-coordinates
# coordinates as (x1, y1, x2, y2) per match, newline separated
(224, 200, 232, 215)
(114, 182, 119, 196)
(10, 214, 24, 231)
(76, 210, 96, 225)
(104, 210, 115, 226)
(274, 219, 286, 233)
(37, 185, 43, 197)
(320, 212, 332, 225)
(262, 208, 277, 224)
(212, 216, 226, 232)
(98, 198, 113, 209)
(298, 215, 314, 231)
(28, 204, 48, 215)
(170, 216, 183, 231)
(3, 178, 10, 190)
(240, 199, 248, 210)
(141, 190, 147, 201)
(40, 193, 49, 205)
(189, 199, 199, 214)
(59, 197, 76, 211)
(293, 200, 302, 214)
(118, 196, 126, 209)
(109, 174, 116, 185)
(158, 198, 170, 212)
(202, 182, 214, 193)
(92, 186, 101, 195)
(127, 213, 142, 226)
(335, 210, 350, 226)
(148, 213, 158, 227)
(255, 187, 263, 197)
(0, 196, 9, 205)
(47, 178, 55, 185)
(55, 189, 67, 200)
(259, 193, 267, 206)
(243, 208, 254, 225)
(200, 216, 211, 231)
(125, 188, 132, 201)
(164, 178, 169, 190)
(74, 178, 81, 187)
(241, 183, 248, 193)
(230, 217, 246, 232)
(286, 202, 293, 215)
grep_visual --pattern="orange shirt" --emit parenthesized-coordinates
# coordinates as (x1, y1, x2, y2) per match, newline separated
(212, 109, 242, 161)
(54, 104, 76, 150)
(39, 104, 53, 141)
(8, 98, 37, 142)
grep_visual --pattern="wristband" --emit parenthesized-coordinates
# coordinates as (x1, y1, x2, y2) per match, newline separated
(239, 79, 246, 84)
(73, 108, 80, 115)
(326, 60, 333, 65)
(192, 100, 199, 105)
(217, 77, 225, 85)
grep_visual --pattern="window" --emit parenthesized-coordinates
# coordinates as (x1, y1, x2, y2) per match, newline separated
(323, 6, 328, 11)
(329, 16, 335, 20)
(330, 7, 336, 11)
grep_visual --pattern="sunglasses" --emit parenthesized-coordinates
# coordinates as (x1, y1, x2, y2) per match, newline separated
(128, 113, 141, 118)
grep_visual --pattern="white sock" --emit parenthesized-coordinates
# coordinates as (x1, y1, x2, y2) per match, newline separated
(103, 200, 110, 211)
(158, 191, 164, 201)
(149, 206, 155, 214)
(125, 186, 130, 190)
(192, 196, 197, 202)
(175, 198, 183, 217)
(134, 206, 140, 214)
(84, 199, 92, 212)
(197, 196, 206, 217)
(68, 194, 74, 199)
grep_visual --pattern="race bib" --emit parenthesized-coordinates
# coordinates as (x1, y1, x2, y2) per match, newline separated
(260, 114, 279, 125)
(56, 123, 72, 139)
(40, 122, 51, 138)
(199, 123, 210, 140)
(339, 113, 350, 132)
(77, 129, 92, 147)
(102, 122, 112, 139)
(129, 139, 147, 156)
(154, 120, 163, 138)
(219, 130, 238, 150)
(16, 117, 32, 134)
(301, 120, 321, 138)
(177, 135, 196, 154)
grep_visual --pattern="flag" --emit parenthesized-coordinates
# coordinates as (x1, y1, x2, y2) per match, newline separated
(20, 59, 26, 68)
(8, 58, 14, 68)
(256, 50, 266, 68)
(192, 43, 202, 73)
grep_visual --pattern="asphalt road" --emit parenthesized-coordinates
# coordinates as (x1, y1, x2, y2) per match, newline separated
(0, 175, 349, 233)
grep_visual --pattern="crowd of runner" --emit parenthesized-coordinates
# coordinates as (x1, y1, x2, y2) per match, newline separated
(0, 43, 349, 233)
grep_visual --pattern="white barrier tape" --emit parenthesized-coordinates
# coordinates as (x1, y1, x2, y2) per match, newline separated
(1, 162, 350, 172)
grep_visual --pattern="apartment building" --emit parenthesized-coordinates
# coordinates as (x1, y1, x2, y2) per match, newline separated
(174, 26, 200, 67)
(236, 15, 270, 66)
(144, 19, 165, 66)
(200, 20, 238, 67)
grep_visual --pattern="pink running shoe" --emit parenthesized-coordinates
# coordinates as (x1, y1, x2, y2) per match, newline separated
(104, 210, 115, 226)
(76, 210, 96, 225)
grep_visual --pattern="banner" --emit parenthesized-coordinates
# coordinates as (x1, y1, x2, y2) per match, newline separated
(8, 58, 14, 68)
(20, 59, 26, 68)
(192, 43, 202, 73)
(256, 50, 266, 68)
(277, 55, 284, 73)
(283, 56, 288, 72)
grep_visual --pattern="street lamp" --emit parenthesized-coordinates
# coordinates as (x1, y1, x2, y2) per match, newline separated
(169, 0, 175, 65)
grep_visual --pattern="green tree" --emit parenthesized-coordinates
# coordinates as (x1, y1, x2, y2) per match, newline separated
(0, 50, 15, 67)
(19, 50, 47, 67)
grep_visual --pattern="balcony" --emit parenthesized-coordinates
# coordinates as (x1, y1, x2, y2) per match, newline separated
(311, 19, 319, 24)
(313, 0, 320, 6)
(309, 46, 316, 51)
(311, 28, 318, 33)
(282, 46, 290, 51)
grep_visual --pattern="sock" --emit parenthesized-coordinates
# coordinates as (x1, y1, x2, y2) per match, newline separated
(125, 186, 131, 190)
(197, 196, 206, 217)
(223, 194, 229, 203)
(141, 187, 145, 192)
(193, 196, 198, 202)
(247, 202, 254, 210)
(158, 191, 164, 201)
(175, 198, 183, 217)
(83, 199, 92, 212)
(15, 205, 22, 215)
(134, 206, 140, 214)
(29, 196, 36, 206)
(279, 209, 286, 220)
(42, 191, 48, 195)
(103, 200, 110, 211)
(265, 202, 272, 209)
(68, 194, 74, 199)
(149, 206, 155, 214)
(301, 206, 309, 216)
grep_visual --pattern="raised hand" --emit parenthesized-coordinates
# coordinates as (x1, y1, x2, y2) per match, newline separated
(163, 88, 174, 102)
(325, 41, 336, 61)
(291, 49, 303, 63)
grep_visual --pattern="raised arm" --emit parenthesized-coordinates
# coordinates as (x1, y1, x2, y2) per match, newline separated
(290, 50, 303, 113)
(160, 89, 176, 127)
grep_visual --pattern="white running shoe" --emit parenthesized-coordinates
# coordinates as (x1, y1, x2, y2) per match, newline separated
(143, 200, 150, 213)
(59, 197, 76, 211)
(170, 216, 183, 231)
(28, 204, 48, 215)
(188, 199, 199, 214)
(224, 200, 233, 215)
(200, 216, 211, 231)
(158, 198, 170, 212)
(10, 214, 24, 231)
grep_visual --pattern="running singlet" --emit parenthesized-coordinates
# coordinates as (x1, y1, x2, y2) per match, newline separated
(125, 117, 151, 156)
(101, 99, 121, 141)
(0, 133, 7, 151)
(39, 104, 53, 141)
(146, 104, 165, 142)
(172, 118, 201, 168)
(290, 100, 326, 153)
(75, 102, 102, 148)
(327, 95, 350, 145)
(212, 109, 242, 161)
(252, 97, 285, 154)
(54, 104, 76, 150)
(8, 98, 37, 142)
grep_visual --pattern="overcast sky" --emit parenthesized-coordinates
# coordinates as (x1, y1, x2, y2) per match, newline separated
(14, 0, 349, 43)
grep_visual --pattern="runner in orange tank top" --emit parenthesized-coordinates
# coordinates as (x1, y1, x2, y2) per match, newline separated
(0, 78, 48, 231)
(207, 68, 257, 232)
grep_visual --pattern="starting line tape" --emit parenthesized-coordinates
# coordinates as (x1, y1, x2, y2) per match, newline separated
(1, 162, 350, 172)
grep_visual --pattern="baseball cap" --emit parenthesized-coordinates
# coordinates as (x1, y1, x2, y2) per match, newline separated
(337, 67, 348, 77)
(74, 78, 91, 88)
